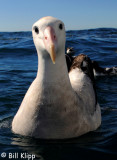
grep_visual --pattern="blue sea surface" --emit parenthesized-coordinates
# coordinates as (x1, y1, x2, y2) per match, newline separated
(0, 28, 117, 160)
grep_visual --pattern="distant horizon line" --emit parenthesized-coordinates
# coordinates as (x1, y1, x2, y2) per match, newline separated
(0, 27, 117, 32)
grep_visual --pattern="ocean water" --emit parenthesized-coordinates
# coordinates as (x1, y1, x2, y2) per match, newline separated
(0, 28, 117, 160)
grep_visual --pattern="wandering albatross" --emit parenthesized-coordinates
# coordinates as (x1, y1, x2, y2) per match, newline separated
(12, 16, 101, 139)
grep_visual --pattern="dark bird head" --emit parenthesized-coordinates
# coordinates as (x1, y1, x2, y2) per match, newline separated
(66, 47, 75, 54)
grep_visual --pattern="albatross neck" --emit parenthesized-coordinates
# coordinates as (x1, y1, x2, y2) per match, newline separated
(37, 50, 70, 84)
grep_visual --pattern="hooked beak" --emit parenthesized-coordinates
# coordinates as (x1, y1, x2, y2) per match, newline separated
(43, 26, 56, 64)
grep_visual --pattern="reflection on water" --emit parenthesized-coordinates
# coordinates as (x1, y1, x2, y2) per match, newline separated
(11, 130, 117, 160)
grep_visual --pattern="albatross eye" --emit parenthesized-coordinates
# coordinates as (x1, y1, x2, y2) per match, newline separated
(34, 26, 39, 34)
(59, 23, 63, 30)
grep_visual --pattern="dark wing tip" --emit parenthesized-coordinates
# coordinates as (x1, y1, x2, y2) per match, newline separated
(65, 54, 74, 72)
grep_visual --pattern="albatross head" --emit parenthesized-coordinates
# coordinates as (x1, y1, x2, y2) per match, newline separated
(32, 16, 66, 64)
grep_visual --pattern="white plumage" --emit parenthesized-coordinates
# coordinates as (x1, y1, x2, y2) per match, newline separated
(12, 16, 101, 139)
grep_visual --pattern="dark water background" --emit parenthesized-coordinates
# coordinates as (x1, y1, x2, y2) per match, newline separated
(0, 28, 117, 160)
